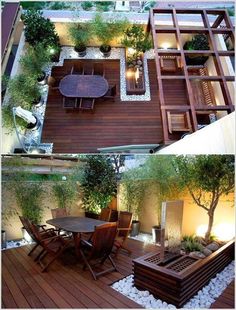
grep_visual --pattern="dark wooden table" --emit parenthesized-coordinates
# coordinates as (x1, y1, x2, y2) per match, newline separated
(59, 74, 109, 98)
(47, 216, 106, 257)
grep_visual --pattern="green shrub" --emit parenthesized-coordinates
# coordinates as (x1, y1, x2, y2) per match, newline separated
(22, 10, 60, 48)
(182, 238, 203, 253)
(80, 155, 117, 214)
(52, 181, 78, 210)
(92, 13, 129, 51)
(20, 43, 51, 79)
(81, 1, 93, 11)
(95, 1, 114, 12)
(68, 22, 91, 50)
(122, 24, 153, 53)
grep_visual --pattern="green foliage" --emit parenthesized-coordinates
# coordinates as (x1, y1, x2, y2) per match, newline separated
(7, 73, 41, 109)
(20, 1, 47, 10)
(92, 13, 129, 49)
(2, 104, 28, 133)
(95, 1, 114, 12)
(184, 34, 210, 65)
(68, 22, 91, 49)
(174, 155, 235, 241)
(20, 43, 51, 78)
(80, 155, 117, 214)
(81, 1, 93, 11)
(122, 25, 153, 53)
(2, 171, 45, 225)
(52, 180, 78, 210)
(49, 1, 70, 10)
(22, 9, 60, 48)
(121, 171, 147, 220)
(182, 238, 203, 253)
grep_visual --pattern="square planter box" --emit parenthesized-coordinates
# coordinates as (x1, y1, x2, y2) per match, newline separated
(133, 240, 234, 308)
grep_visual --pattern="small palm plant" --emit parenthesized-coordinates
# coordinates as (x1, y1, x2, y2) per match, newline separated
(68, 22, 91, 57)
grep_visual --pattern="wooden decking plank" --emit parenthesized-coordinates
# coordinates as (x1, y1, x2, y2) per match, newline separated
(14, 246, 73, 308)
(22, 245, 124, 309)
(3, 251, 44, 308)
(2, 262, 31, 308)
(2, 278, 18, 309)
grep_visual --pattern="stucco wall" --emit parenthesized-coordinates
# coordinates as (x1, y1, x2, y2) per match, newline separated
(118, 182, 235, 237)
(2, 182, 84, 240)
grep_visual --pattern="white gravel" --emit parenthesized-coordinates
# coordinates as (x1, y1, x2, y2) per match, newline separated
(111, 261, 235, 309)
(2, 239, 34, 250)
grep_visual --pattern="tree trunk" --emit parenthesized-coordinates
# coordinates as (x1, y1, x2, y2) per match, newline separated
(205, 212, 214, 242)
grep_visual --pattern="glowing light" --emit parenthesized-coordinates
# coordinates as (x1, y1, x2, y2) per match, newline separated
(161, 42, 171, 50)
(62, 176, 67, 181)
(213, 223, 235, 241)
(142, 235, 148, 243)
(196, 224, 208, 237)
(135, 68, 139, 83)
(126, 70, 133, 78)
(128, 47, 136, 55)
(49, 48, 55, 55)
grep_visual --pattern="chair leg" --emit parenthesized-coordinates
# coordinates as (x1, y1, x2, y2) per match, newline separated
(28, 243, 39, 256)
(40, 248, 64, 272)
(80, 249, 97, 280)
(108, 255, 118, 272)
(34, 248, 46, 262)
(121, 244, 132, 256)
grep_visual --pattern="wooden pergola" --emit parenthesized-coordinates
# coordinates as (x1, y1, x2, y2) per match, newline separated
(148, 8, 235, 144)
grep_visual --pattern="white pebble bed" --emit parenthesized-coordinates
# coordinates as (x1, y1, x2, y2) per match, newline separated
(111, 261, 235, 309)
(2, 239, 33, 250)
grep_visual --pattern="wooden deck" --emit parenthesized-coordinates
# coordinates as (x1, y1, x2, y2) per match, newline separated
(211, 281, 235, 309)
(42, 59, 164, 153)
(2, 238, 234, 308)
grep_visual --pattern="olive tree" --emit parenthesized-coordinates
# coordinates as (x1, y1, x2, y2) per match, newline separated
(174, 155, 234, 242)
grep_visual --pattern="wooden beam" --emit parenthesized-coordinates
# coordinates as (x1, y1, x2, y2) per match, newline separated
(157, 50, 181, 56)
(202, 10, 233, 107)
(161, 76, 234, 81)
(172, 8, 198, 132)
(195, 105, 234, 111)
(150, 9, 169, 143)
(211, 14, 225, 28)
(155, 27, 177, 33)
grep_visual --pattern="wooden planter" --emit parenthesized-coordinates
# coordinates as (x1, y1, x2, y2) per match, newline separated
(125, 50, 146, 95)
(133, 240, 234, 308)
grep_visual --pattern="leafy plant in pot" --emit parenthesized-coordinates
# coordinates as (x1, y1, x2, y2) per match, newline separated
(68, 22, 91, 57)
(20, 43, 51, 84)
(79, 155, 117, 218)
(92, 13, 129, 57)
(2, 171, 45, 242)
(183, 34, 210, 65)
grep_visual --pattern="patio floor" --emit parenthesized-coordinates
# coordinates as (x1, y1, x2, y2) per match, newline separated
(41, 59, 189, 153)
(2, 238, 234, 308)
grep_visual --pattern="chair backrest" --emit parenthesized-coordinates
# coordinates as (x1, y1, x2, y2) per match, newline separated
(19, 216, 36, 241)
(25, 218, 43, 242)
(90, 222, 117, 258)
(83, 63, 94, 75)
(93, 63, 104, 76)
(117, 211, 133, 238)
(51, 208, 68, 219)
(99, 208, 112, 221)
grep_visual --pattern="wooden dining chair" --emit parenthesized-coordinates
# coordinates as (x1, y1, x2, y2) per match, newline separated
(167, 111, 192, 134)
(99, 208, 112, 222)
(83, 63, 94, 75)
(113, 211, 133, 256)
(93, 63, 105, 76)
(28, 220, 73, 272)
(47, 76, 60, 90)
(19, 216, 57, 258)
(51, 208, 68, 219)
(103, 84, 116, 101)
(79, 98, 95, 112)
(71, 62, 84, 75)
(63, 96, 77, 109)
(79, 222, 118, 280)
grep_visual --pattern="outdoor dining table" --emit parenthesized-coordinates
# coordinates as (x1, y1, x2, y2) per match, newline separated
(46, 216, 106, 257)
(59, 74, 109, 98)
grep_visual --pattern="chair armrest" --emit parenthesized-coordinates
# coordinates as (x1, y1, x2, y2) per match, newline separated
(117, 228, 131, 232)
(80, 239, 93, 248)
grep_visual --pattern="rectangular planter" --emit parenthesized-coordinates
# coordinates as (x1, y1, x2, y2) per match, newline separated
(125, 50, 146, 95)
(133, 240, 234, 308)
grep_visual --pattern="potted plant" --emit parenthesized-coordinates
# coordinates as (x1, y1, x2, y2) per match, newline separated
(79, 155, 117, 218)
(183, 34, 210, 65)
(7, 73, 42, 109)
(92, 13, 128, 57)
(68, 22, 91, 57)
(22, 9, 60, 49)
(20, 43, 51, 84)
